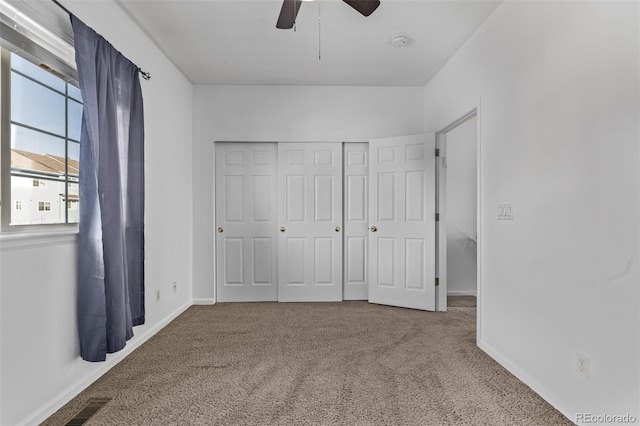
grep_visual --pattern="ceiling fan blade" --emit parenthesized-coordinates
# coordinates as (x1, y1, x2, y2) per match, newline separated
(342, 0, 380, 17)
(276, 0, 303, 29)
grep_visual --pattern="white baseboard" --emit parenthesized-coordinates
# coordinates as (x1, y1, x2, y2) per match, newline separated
(21, 301, 192, 426)
(447, 290, 477, 296)
(193, 298, 215, 305)
(477, 339, 572, 424)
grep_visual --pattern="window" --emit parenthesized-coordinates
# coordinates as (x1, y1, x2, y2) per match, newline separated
(66, 198, 78, 210)
(1, 50, 82, 227)
(1, 1, 81, 230)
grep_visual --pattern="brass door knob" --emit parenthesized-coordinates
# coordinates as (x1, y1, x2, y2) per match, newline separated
(369, 226, 377, 232)
(335, 226, 341, 232)
(280, 227, 286, 232)
(217, 227, 224, 233)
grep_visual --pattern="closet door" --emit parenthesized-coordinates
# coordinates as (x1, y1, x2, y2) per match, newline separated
(278, 143, 343, 302)
(368, 134, 436, 311)
(343, 143, 369, 300)
(215, 143, 278, 302)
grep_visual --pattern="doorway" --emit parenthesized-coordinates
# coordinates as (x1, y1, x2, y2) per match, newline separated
(436, 110, 479, 311)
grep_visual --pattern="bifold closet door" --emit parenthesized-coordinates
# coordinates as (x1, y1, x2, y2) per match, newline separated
(343, 143, 369, 300)
(368, 134, 436, 311)
(278, 143, 343, 302)
(215, 143, 278, 302)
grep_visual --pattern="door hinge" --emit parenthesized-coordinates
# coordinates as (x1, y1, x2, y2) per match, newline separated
(435, 148, 440, 157)
(435, 277, 440, 286)
(435, 213, 440, 222)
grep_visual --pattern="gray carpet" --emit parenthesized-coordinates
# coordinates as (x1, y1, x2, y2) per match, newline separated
(447, 296, 477, 308)
(43, 301, 571, 425)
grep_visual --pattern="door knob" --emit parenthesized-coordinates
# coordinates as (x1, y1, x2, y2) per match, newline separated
(280, 227, 286, 232)
(369, 226, 377, 232)
(217, 227, 224, 233)
(335, 226, 341, 232)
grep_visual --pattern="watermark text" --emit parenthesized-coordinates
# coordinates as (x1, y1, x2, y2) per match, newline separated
(576, 413, 637, 424)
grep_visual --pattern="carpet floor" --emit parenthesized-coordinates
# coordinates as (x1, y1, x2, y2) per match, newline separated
(446, 296, 477, 308)
(43, 301, 571, 425)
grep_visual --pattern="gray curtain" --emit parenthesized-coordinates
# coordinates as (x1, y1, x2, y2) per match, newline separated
(72, 16, 145, 362)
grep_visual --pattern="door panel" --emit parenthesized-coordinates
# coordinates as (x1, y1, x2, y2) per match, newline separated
(252, 176, 272, 221)
(378, 173, 395, 221)
(377, 237, 395, 287)
(343, 143, 369, 300)
(347, 176, 366, 221)
(406, 171, 425, 221)
(286, 175, 306, 221)
(286, 238, 306, 284)
(314, 237, 334, 284)
(369, 134, 436, 311)
(223, 238, 244, 285)
(216, 143, 278, 302)
(252, 237, 274, 284)
(405, 238, 425, 289)
(346, 237, 366, 281)
(314, 176, 334, 222)
(278, 143, 343, 302)
(224, 176, 244, 222)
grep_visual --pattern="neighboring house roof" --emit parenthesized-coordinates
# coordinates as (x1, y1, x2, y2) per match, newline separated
(59, 194, 79, 201)
(11, 149, 79, 176)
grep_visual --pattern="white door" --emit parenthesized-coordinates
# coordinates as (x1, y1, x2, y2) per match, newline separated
(278, 143, 343, 302)
(215, 143, 278, 302)
(343, 143, 369, 300)
(368, 134, 436, 310)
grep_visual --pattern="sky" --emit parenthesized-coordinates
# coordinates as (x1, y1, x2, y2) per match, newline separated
(10, 52, 81, 162)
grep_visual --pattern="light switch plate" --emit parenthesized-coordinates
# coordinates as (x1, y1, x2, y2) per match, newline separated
(498, 204, 514, 220)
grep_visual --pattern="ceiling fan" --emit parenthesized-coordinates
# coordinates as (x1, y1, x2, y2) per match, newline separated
(276, 0, 381, 29)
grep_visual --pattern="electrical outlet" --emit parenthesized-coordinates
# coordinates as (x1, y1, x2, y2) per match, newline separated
(155, 289, 161, 301)
(576, 352, 590, 379)
(172, 281, 177, 293)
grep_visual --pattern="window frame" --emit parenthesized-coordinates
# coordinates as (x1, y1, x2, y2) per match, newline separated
(0, 47, 81, 233)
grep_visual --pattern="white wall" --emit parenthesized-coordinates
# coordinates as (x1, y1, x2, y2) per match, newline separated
(445, 115, 477, 296)
(0, 1, 194, 424)
(424, 1, 639, 421)
(193, 85, 425, 300)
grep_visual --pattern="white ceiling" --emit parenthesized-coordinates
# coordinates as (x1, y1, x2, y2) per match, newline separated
(117, 0, 501, 86)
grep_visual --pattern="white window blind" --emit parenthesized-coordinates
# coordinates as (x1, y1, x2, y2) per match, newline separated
(0, 0, 77, 82)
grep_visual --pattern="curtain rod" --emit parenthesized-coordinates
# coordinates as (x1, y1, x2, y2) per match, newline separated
(51, 0, 151, 80)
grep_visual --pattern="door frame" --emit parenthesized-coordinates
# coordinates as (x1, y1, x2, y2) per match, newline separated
(434, 101, 482, 337)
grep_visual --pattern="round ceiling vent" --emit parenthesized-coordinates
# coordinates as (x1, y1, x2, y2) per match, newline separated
(390, 35, 409, 48)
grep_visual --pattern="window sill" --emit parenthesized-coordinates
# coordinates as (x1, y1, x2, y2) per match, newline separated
(0, 226, 78, 249)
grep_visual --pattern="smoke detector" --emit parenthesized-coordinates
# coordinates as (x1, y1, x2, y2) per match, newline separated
(390, 35, 409, 48)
